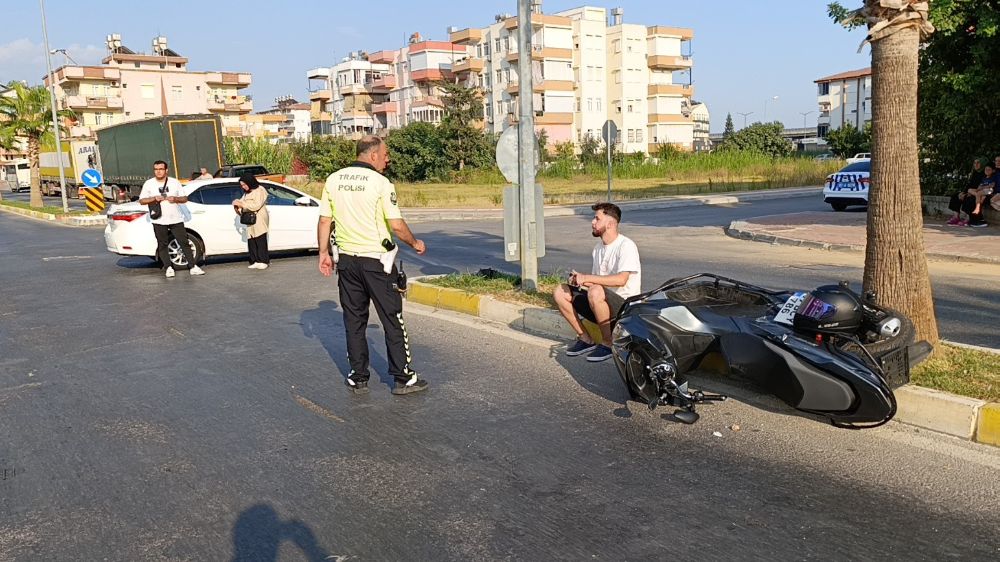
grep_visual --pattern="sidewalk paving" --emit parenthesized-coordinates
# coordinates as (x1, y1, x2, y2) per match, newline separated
(727, 211, 1000, 265)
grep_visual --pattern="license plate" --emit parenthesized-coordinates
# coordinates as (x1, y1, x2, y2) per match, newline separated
(774, 292, 807, 326)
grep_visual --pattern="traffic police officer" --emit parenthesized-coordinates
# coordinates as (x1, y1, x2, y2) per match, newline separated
(317, 136, 429, 395)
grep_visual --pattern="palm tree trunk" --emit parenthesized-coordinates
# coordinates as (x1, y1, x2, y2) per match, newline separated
(28, 136, 43, 209)
(864, 22, 939, 345)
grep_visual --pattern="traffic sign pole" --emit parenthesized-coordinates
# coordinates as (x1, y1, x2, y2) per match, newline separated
(516, 0, 538, 291)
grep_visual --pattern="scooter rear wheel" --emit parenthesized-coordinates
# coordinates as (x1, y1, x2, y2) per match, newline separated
(621, 346, 660, 404)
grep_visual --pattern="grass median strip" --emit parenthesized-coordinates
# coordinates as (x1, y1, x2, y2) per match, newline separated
(421, 271, 1000, 403)
(0, 200, 93, 216)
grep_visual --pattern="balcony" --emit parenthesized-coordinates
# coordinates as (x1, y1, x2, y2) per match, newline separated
(62, 95, 124, 110)
(208, 95, 253, 113)
(535, 112, 573, 125)
(647, 26, 694, 40)
(69, 125, 93, 138)
(649, 113, 692, 124)
(225, 126, 243, 136)
(505, 80, 574, 95)
(372, 102, 397, 114)
(505, 46, 573, 63)
(309, 89, 332, 101)
(647, 84, 694, 97)
(411, 96, 444, 109)
(339, 83, 370, 96)
(453, 57, 485, 74)
(55, 66, 120, 83)
(205, 72, 252, 87)
(306, 67, 330, 80)
(503, 14, 572, 31)
(647, 55, 693, 70)
(371, 75, 397, 92)
(410, 69, 449, 83)
(368, 50, 395, 64)
(449, 28, 483, 44)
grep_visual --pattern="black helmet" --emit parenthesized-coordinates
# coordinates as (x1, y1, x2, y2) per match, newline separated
(793, 284, 863, 335)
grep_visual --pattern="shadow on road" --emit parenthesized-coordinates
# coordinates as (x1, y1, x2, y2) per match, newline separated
(231, 504, 331, 562)
(551, 344, 635, 419)
(299, 299, 394, 388)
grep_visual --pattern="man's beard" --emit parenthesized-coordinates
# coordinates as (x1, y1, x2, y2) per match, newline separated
(592, 226, 604, 237)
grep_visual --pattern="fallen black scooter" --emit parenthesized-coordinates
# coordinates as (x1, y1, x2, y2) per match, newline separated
(610, 273, 931, 428)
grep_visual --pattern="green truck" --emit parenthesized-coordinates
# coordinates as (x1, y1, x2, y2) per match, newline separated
(97, 114, 224, 202)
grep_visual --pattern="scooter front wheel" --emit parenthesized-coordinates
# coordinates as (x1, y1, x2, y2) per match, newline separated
(620, 346, 660, 404)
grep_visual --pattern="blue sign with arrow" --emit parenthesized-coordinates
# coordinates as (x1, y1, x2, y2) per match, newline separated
(81, 169, 102, 187)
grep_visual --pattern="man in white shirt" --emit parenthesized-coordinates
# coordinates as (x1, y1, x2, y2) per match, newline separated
(138, 160, 205, 278)
(554, 202, 641, 362)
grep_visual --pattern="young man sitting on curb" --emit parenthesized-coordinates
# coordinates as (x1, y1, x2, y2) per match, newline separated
(553, 202, 641, 362)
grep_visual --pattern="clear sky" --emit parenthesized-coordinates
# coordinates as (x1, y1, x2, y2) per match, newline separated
(0, 0, 871, 133)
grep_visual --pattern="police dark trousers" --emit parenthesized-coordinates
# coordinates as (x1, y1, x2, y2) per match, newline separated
(153, 222, 195, 268)
(337, 253, 411, 383)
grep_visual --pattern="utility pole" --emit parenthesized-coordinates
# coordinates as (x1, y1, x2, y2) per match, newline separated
(516, 0, 538, 291)
(39, 0, 68, 213)
(737, 111, 753, 129)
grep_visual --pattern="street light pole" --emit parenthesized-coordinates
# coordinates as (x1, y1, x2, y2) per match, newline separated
(39, 0, 68, 213)
(763, 95, 778, 123)
(516, 0, 538, 291)
(799, 110, 816, 129)
(737, 111, 753, 129)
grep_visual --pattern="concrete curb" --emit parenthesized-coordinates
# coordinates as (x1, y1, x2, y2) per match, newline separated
(406, 276, 1000, 447)
(403, 186, 822, 223)
(0, 203, 106, 227)
(724, 221, 1000, 266)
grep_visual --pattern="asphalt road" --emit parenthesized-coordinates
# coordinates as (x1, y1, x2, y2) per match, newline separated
(398, 197, 1000, 349)
(1, 212, 999, 560)
(2, 189, 88, 211)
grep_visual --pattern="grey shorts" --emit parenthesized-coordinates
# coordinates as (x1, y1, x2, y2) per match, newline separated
(570, 286, 625, 323)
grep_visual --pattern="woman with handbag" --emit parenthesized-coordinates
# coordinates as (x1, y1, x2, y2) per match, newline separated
(232, 173, 270, 269)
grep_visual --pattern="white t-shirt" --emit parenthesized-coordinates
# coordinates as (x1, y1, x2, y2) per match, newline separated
(139, 176, 186, 225)
(591, 234, 641, 298)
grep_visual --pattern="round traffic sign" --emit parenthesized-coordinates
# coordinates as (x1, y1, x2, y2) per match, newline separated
(495, 126, 540, 184)
(81, 168, 103, 188)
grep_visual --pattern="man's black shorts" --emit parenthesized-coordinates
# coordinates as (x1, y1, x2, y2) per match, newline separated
(571, 285, 626, 323)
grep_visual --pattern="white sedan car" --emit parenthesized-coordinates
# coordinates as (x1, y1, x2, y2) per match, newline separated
(105, 178, 324, 267)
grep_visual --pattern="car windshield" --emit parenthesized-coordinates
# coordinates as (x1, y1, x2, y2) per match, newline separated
(839, 161, 871, 173)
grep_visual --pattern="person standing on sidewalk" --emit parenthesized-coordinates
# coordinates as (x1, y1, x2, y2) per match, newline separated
(553, 202, 642, 362)
(232, 173, 270, 269)
(316, 136, 428, 396)
(138, 160, 205, 278)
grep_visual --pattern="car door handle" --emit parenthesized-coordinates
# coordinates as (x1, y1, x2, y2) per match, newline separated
(191, 210, 206, 214)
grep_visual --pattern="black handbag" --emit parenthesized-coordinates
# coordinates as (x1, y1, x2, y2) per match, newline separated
(240, 210, 257, 225)
(148, 178, 168, 220)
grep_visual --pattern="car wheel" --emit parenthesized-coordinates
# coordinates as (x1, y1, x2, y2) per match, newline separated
(830, 202, 848, 212)
(167, 234, 205, 268)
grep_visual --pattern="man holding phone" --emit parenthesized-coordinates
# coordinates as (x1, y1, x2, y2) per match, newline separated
(553, 202, 641, 362)
(138, 160, 204, 278)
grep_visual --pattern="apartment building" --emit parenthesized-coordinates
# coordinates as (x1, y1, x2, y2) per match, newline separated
(690, 101, 710, 152)
(451, 4, 696, 153)
(240, 96, 311, 143)
(815, 67, 871, 138)
(307, 34, 466, 139)
(304, 3, 697, 153)
(43, 34, 252, 138)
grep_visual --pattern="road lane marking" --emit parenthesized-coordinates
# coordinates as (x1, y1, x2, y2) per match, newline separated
(42, 256, 95, 261)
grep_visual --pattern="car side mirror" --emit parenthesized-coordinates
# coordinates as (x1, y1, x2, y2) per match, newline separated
(294, 196, 313, 206)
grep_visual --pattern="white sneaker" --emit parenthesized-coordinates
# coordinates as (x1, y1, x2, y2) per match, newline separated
(248, 264, 258, 269)
(256, 263, 269, 270)
(165, 266, 175, 278)
(189, 265, 205, 276)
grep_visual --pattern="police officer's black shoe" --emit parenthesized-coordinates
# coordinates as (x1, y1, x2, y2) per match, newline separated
(345, 374, 369, 394)
(391, 375, 428, 395)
